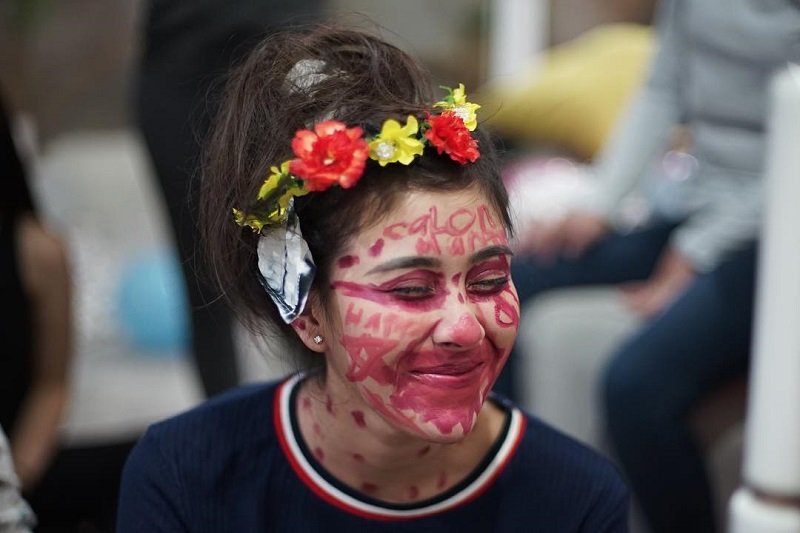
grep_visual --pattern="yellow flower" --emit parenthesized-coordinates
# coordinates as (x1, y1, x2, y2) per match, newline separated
(232, 208, 266, 233)
(368, 115, 425, 166)
(434, 83, 480, 131)
(233, 160, 309, 230)
(257, 161, 291, 200)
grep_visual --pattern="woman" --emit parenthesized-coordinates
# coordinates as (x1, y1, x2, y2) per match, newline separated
(117, 26, 628, 531)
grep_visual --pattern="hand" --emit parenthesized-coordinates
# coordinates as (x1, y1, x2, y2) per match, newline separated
(515, 212, 610, 263)
(620, 247, 696, 318)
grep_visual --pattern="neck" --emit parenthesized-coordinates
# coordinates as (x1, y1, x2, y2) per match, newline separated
(295, 373, 505, 504)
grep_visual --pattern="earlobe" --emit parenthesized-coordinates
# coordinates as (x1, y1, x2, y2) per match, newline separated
(290, 298, 327, 353)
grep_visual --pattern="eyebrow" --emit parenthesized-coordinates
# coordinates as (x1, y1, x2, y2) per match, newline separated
(365, 245, 513, 275)
(365, 256, 441, 275)
(468, 245, 514, 264)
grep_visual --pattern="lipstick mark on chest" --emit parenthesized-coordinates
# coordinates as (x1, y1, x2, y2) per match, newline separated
(351, 410, 366, 428)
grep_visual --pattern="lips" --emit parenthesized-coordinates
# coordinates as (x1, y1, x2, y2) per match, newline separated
(406, 360, 486, 389)
(410, 361, 483, 376)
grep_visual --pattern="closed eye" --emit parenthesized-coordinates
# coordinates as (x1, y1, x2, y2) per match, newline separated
(468, 276, 509, 294)
(390, 286, 436, 299)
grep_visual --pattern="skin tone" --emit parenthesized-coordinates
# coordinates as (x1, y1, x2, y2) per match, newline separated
(291, 188, 519, 504)
(11, 214, 72, 491)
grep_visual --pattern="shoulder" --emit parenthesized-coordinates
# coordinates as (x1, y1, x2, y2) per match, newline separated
(520, 414, 626, 492)
(146, 380, 282, 449)
(497, 400, 629, 529)
(128, 379, 286, 477)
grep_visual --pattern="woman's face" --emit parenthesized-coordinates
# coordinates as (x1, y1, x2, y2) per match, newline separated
(321, 188, 519, 442)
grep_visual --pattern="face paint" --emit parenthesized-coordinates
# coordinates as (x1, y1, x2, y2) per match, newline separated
(368, 238, 384, 257)
(337, 255, 360, 269)
(325, 395, 335, 416)
(351, 410, 367, 428)
(323, 190, 518, 442)
(361, 482, 379, 495)
(330, 270, 449, 313)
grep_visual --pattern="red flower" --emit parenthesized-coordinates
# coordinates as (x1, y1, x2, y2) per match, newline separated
(289, 121, 369, 192)
(423, 112, 479, 164)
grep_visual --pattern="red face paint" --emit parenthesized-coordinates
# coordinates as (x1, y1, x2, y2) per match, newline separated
(340, 334, 400, 384)
(465, 255, 519, 329)
(337, 255, 360, 269)
(351, 410, 366, 428)
(363, 312, 381, 331)
(345, 303, 363, 326)
(331, 270, 449, 312)
(325, 395, 335, 416)
(382, 205, 508, 257)
(368, 238, 384, 257)
(325, 192, 518, 442)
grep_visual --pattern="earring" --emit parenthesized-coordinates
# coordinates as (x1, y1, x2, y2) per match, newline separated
(313, 335, 324, 345)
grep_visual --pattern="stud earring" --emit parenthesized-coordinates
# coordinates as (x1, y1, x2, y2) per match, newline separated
(313, 335, 324, 345)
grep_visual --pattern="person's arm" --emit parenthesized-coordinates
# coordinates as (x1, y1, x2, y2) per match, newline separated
(589, 0, 684, 216)
(671, 179, 762, 272)
(10, 215, 71, 492)
(117, 428, 188, 532)
(520, 0, 685, 260)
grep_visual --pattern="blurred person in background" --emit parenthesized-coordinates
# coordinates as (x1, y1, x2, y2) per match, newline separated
(0, 426, 35, 532)
(510, 0, 799, 531)
(137, 0, 324, 397)
(0, 92, 72, 528)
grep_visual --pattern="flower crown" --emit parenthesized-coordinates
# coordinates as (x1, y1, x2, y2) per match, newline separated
(233, 84, 481, 232)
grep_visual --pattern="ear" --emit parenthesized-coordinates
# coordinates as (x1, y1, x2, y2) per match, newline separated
(290, 293, 328, 353)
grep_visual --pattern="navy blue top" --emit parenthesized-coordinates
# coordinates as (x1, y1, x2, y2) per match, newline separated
(118, 375, 629, 532)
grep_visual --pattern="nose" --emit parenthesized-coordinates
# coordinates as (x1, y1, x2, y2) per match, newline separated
(432, 310, 485, 350)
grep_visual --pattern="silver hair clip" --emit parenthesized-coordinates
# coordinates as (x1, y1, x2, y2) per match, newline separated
(256, 202, 316, 323)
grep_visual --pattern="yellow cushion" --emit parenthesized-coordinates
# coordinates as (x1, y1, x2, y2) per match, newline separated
(476, 24, 653, 160)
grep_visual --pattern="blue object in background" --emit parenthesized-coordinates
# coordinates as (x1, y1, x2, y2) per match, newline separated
(116, 249, 189, 355)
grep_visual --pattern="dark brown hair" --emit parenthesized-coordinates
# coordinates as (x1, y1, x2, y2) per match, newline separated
(200, 25, 511, 361)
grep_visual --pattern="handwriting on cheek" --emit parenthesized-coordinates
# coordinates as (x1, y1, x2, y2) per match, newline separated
(340, 334, 399, 384)
(494, 286, 520, 328)
(382, 205, 506, 256)
(467, 255, 519, 329)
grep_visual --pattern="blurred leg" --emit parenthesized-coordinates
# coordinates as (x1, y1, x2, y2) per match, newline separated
(603, 245, 756, 533)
